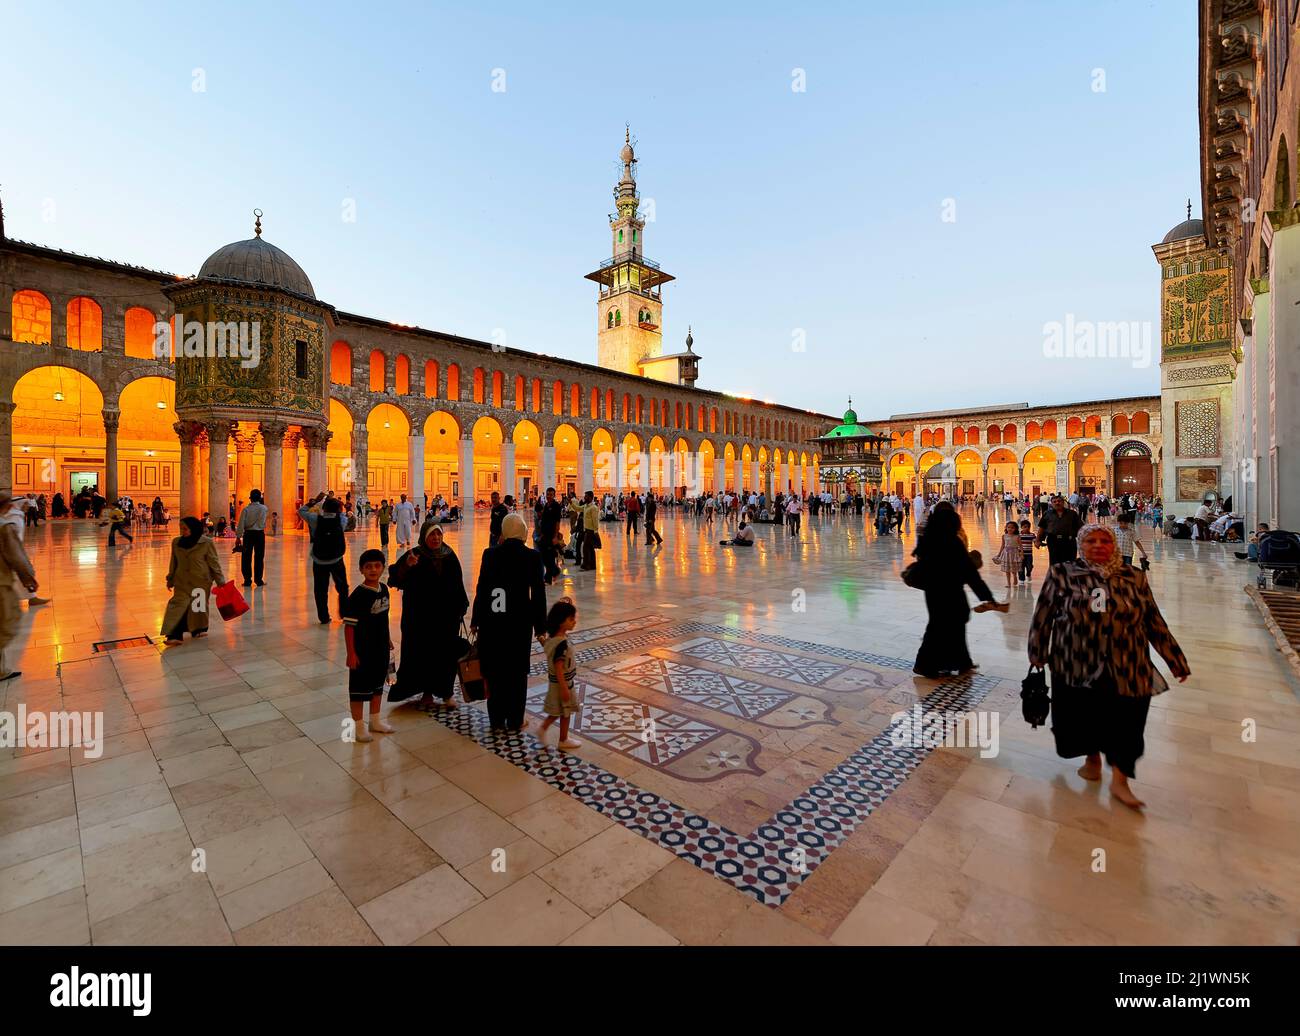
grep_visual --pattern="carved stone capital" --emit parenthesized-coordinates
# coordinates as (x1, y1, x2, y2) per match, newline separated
(203, 419, 234, 444)
(300, 425, 332, 451)
(259, 420, 289, 448)
(173, 419, 204, 446)
(102, 409, 121, 434)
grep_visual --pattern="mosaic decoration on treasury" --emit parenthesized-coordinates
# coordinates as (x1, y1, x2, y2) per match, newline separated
(1160, 258, 1232, 359)
(1175, 398, 1221, 458)
(435, 618, 1007, 907)
(1176, 465, 1220, 501)
(1167, 363, 1235, 384)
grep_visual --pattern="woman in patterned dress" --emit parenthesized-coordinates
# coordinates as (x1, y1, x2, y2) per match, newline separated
(1028, 523, 1190, 809)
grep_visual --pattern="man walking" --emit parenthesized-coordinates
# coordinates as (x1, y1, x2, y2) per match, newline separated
(298, 493, 349, 623)
(0, 491, 39, 681)
(785, 493, 802, 538)
(236, 488, 269, 587)
(539, 487, 564, 584)
(106, 500, 133, 546)
(581, 491, 600, 570)
(376, 498, 392, 548)
(645, 493, 663, 545)
(489, 491, 508, 546)
(393, 493, 415, 548)
(0, 493, 48, 608)
(625, 491, 641, 539)
(1037, 494, 1084, 566)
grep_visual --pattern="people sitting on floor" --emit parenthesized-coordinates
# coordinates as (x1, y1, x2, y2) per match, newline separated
(720, 521, 756, 547)
(1235, 523, 1270, 561)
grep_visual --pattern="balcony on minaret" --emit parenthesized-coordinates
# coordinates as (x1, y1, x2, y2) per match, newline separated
(584, 250, 675, 301)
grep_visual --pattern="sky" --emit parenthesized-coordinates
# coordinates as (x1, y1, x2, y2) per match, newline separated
(0, 0, 1200, 421)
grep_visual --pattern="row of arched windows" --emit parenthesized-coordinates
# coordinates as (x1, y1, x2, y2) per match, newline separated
(893, 412, 1152, 450)
(327, 340, 811, 441)
(10, 290, 167, 359)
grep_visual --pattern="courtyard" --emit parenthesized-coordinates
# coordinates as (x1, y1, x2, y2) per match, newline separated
(1, 508, 1295, 946)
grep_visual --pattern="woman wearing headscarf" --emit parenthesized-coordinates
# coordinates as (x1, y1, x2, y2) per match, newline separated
(151, 496, 166, 526)
(1028, 522, 1190, 809)
(388, 522, 469, 710)
(911, 502, 1007, 678)
(161, 516, 228, 644)
(471, 512, 547, 733)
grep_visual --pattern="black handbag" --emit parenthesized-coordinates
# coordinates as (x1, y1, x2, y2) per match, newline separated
(900, 562, 926, 589)
(1021, 667, 1050, 729)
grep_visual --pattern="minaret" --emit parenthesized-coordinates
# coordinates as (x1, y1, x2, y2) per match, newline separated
(585, 128, 676, 379)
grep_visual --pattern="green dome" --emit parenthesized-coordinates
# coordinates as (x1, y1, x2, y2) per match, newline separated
(843, 407, 859, 424)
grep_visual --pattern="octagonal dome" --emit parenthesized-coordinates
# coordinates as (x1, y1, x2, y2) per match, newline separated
(198, 236, 315, 298)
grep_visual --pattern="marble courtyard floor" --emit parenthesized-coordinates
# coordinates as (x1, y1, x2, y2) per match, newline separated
(1, 508, 1297, 946)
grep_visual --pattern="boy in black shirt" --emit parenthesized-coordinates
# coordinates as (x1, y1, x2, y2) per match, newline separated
(343, 548, 394, 742)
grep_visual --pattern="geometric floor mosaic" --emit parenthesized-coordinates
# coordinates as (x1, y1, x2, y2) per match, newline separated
(436, 618, 1005, 907)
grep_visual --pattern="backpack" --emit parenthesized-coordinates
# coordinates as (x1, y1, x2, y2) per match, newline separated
(312, 513, 346, 560)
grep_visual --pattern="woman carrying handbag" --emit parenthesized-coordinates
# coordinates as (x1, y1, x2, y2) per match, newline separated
(388, 522, 469, 710)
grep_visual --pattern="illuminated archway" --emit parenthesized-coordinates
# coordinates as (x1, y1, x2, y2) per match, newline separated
(118, 377, 179, 506)
(471, 415, 504, 503)
(954, 449, 982, 495)
(366, 403, 410, 500)
(699, 439, 716, 493)
(1022, 445, 1057, 496)
(330, 341, 352, 386)
(11, 290, 52, 345)
(368, 351, 386, 393)
(513, 418, 542, 499)
(986, 447, 1018, 494)
(12, 366, 107, 501)
(555, 423, 580, 497)
(423, 411, 460, 499)
(125, 307, 160, 361)
(1069, 443, 1105, 495)
(887, 452, 916, 496)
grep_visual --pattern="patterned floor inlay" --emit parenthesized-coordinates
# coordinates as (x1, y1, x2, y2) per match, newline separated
(524, 678, 764, 780)
(529, 613, 670, 656)
(435, 617, 1006, 907)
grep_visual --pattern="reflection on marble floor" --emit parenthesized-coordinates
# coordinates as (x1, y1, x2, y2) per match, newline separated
(1, 509, 1298, 946)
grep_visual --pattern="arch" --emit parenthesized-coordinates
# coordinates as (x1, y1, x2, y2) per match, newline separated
(554, 422, 580, 493)
(1041, 419, 1058, 440)
(125, 307, 161, 361)
(1068, 442, 1105, 494)
(1112, 440, 1153, 495)
(394, 354, 410, 395)
(549, 379, 562, 416)
(1111, 414, 1130, 436)
(62, 297, 101, 352)
(699, 438, 716, 493)
(11, 290, 52, 345)
(647, 434, 668, 491)
(115, 377, 178, 500)
(1084, 415, 1102, 438)
(368, 350, 386, 393)
(424, 360, 439, 398)
(531, 378, 543, 413)
(446, 363, 460, 400)
(918, 449, 944, 473)
(985, 447, 1018, 494)
(569, 382, 581, 418)
(513, 418, 542, 497)
(933, 428, 945, 448)
(492, 370, 504, 408)
(589, 385, 599, 419)
(515, 374, 526, 411)
(1021, 444, 1057, 495)
(1130, 410, 1150, 434)
(709, 407, 718, 434)
(1002, 423, 1017, 444)
(472, 367, 486, 404)
(330, 341, 353, 386)
(1025, 420, 1041, 442)
(920, 428, 933, 448)
(327, 398, 355, 494)
(636, 395, 644, 423)
(591, 427, 614, 455)
(606, 389, 616, 421)
(986, 424, 1002, 445)
(423, 410, 460, 498)
(1066, 416, 1083, 439)
(11, 366, 103, 500)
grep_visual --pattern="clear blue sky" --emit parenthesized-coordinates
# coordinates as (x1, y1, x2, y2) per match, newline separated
(1, 0, 1198, 420)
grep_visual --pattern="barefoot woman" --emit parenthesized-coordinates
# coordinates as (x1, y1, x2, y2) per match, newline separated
(1028, 523, 1189, 809)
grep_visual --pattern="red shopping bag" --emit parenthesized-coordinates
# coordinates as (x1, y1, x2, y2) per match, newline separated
(213, 581, 249, 621)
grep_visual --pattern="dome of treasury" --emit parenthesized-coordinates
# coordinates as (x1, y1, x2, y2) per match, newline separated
(198, 234, 315, 299)
(1160, 217, 1204, 244)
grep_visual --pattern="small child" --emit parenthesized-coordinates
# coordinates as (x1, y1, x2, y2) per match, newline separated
(342, 548, 395, 742)
(1150, 503, 1163, 537)
(269, 511, 278, 536)
(1115, 512, 1149, 568)
(1018, 519, 1036, 583)
(537, 598, 581, 751)
(995, 521, 1021, 587)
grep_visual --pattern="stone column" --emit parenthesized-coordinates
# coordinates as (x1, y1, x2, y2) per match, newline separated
(102, 409, 120, 501)
(409, 432, 425, 513)
(578, 448, 593, 496)
(198, 441, 211, 514)
(500, 442, 516, 502)
(174, 420, 202, 517)
(301, 425, 330, 499)
(540, 445, 556, 492)
(260, 421, 286, 530)
(750, 459, 760, 494)
(1017, 465, 1025, 494)
(982, 464, 990, 495)
(204, 419, 233, 522)
(282, 430, 301, 528)
(458, 435, 475, 512)
(774, 459, 784, 495)
(349, 424, 369, 507)
(231, 424, 257, 519)
(713, 457, 725, 494)
(734, 457, 744, 494)
(0, 401, 15, 495)
(791, 460, 802, 498)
